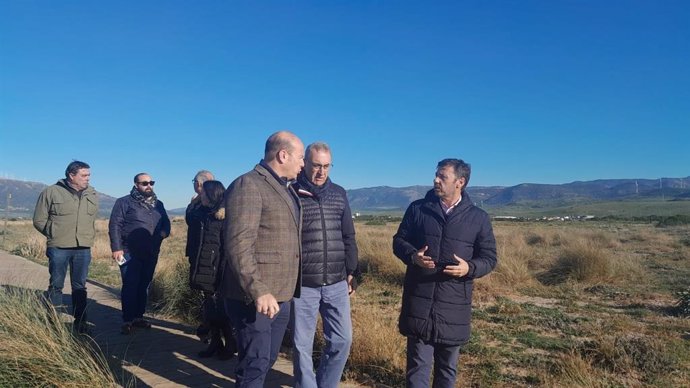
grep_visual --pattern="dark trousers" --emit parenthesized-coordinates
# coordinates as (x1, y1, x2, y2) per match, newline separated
(119, 254, 158, 323)
(226, 298, 291, 388)
(406, 336, 461, 388)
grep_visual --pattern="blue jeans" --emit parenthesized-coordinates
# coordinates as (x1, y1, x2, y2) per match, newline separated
(406, 336, 461, 388)
(119, 253, 158, 323)
(292, 280, 353, 388)
(46, 247, 91, 309)
(226, 298, 291, 388)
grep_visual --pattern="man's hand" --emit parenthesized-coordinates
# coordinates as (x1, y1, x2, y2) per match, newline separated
(256, 293, 280, 319)
(412, 246, 435, 269)
(347, 275, 355, 296)
(442, 254, 469, 278)
(112, 250, 124, 262)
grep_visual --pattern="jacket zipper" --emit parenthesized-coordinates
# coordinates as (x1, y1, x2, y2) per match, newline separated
(319, 198, 328, 285)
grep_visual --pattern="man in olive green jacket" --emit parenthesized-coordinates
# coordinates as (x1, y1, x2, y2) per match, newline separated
(33, 160, 98, 333)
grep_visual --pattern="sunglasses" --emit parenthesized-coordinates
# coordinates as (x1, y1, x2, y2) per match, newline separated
(137, 181, 155, 186)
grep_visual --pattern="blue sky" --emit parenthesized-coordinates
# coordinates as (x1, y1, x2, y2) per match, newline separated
(2, 1, 689, 208)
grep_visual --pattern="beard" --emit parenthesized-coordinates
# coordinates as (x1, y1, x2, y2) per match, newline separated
(141, 189, 155, 197)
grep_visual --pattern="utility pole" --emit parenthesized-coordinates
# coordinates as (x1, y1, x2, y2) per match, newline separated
(3, 193, 10, 248)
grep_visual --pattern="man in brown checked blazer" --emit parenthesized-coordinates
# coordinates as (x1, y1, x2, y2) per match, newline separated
(221, 130, 305, 388)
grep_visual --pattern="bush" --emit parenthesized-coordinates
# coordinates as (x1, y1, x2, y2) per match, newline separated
(525, 233, 546, 246)
(577, 334, 675, 379)
(551, 243, 612, 283)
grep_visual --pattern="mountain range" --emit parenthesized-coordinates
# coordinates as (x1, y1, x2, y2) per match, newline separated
(1, 177, 688, 218)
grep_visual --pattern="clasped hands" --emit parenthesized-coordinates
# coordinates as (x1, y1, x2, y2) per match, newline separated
(412, 245, 469, 277)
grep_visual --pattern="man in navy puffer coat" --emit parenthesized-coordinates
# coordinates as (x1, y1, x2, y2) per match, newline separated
(393, 158, 497, 388)
(292, 142, 358, 388)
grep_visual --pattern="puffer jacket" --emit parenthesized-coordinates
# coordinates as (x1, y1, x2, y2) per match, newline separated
(393, 190, 497, 345)
(33, 180, 98, 248)
(189, 206, 226, 292)
(294, 174, 358, 288)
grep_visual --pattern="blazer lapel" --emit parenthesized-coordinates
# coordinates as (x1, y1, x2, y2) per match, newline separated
(255, 165, 300, 228)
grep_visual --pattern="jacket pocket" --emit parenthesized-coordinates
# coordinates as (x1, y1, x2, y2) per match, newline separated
(86, 197, 97, 216)
(256, 251, 281, 264)
(51, 198, 72, 216)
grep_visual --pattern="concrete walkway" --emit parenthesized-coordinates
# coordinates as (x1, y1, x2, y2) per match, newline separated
(0, 250, 360, 387)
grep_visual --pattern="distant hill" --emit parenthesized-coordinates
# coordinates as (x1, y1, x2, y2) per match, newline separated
(346, 185, 505, 212)
(2, 176, 689, 218)
(0, 178, 117, 218)
(345, 177, 690, 213)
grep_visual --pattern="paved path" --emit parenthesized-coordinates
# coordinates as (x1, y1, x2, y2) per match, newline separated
(0, 250, 361, 387)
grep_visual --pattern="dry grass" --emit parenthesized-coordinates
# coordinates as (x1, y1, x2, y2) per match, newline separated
(2, 218, 689, 387)
(0, 287, 117, 387)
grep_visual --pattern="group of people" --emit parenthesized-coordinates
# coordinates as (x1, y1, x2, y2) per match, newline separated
(32, 130, 497, 388)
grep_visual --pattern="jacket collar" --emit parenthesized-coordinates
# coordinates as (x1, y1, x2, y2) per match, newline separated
(254, 163, 301, 228)
(422, 189, 472, 217)
(295, 172, 330, 198)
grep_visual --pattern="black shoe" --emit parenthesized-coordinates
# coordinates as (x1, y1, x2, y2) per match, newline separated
(216, 347, 235, 360)
(198, 342, 220, 358)
(132, 318, 152, 329)
(121, 322, 133, 335)
(198, 328, 222, 358)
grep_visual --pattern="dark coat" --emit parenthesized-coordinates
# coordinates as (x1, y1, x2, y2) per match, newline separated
(219, 163, 302, 303)
(188, 206, 226, 292)
(393, 190, 497, 345)
(185, 196, 204, 258)
(108, 194, 171, 259)
(294, 174, 358, 288)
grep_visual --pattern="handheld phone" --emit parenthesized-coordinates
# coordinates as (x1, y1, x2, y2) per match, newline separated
(116, 253, 130, 266)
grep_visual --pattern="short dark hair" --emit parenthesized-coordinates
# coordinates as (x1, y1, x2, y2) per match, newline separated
(65, 161, 90, 179)
(202, 180, 226, 209)
(133, 172, 150, 184)
(437, 158, 471, 188)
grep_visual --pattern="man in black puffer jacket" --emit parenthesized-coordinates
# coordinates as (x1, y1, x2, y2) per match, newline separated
(292, 142, 359, 388)
(393, 158, 497, 388)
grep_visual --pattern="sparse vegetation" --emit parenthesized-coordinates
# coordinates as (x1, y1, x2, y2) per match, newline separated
(2, 217, 689, 387)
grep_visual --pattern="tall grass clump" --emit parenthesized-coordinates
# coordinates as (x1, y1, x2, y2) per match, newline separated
(551, 242, 613, 283)
(0, 288, 117, 387)
(490, 231, 536, 289)
(577, 334, 675, 380)
(10, 234, 45, 259)
(149, 255, 202, 324)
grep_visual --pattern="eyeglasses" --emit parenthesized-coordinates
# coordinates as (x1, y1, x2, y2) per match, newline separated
(311, 163, 332, 171)
(137, 181, 155, 186)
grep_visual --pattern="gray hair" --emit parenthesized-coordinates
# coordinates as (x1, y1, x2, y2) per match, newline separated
(194, 170, 214, 184)
(437, 158, 471, 189)
(305, 141, 331, 160)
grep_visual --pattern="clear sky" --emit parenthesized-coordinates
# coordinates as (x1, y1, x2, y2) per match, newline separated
(1, 1, 688, 209)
